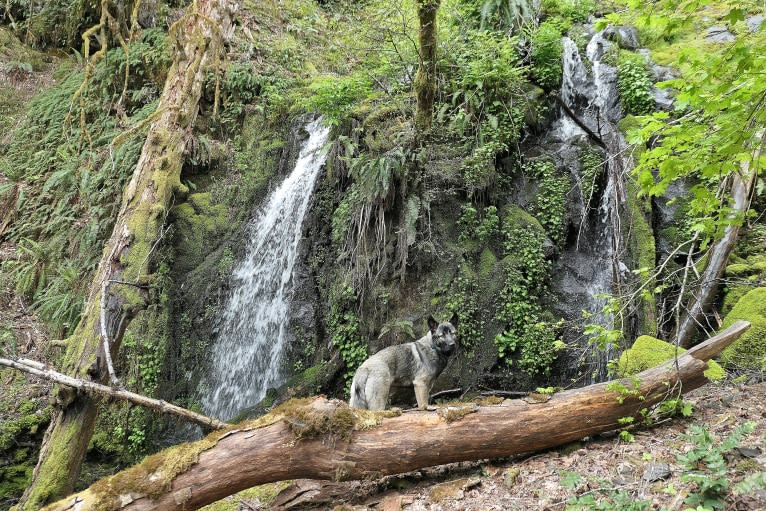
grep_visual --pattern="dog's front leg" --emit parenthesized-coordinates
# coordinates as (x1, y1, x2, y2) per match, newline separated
(413, 380, 434, 410)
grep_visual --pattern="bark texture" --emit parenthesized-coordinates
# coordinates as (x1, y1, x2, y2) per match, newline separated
(17, 1, 238, 508)
(43, 321, 749, 511)
(414, 0, 439, 139)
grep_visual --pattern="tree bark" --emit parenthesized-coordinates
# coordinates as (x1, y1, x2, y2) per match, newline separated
(676, 162, 757, 348)
(0, 358, 228, 430)
(413, 0, 439, 140)
(42, 320, 750, 511)
(17, 1, 238, 508)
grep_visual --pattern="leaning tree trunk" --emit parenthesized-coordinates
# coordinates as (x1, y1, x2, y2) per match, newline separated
(413, 0, 439, 140)
(17, 1, 237, 508)
(676, 161, 756, 348)
(42, 321, 749, 511)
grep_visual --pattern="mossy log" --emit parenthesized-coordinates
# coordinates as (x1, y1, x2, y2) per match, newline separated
(676, 162, 756, 348)
(43, 321, 749, 511)
(16, 1, 239, 509)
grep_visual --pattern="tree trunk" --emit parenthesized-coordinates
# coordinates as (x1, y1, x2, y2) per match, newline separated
(676, 162, 756, 348)
(16, 1, 237, 508)
(413, 0, 439, 140)
(42, 321, 749, 511)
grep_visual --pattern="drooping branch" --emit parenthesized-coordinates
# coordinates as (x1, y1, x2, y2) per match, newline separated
(675, 158, 757, 348)
(44, 321, 750, 511)
(0, 358, 228, 430)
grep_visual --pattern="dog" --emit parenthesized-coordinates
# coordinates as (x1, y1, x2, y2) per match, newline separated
(349, 314, 459, 410)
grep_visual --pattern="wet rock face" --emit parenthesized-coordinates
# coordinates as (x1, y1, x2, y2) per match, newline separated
(705, 26, 736, 43)
(604, 25, 640, 50)
(747, 15, 765, 33)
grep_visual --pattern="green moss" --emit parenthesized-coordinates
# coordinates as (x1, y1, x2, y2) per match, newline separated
(200, 481, 293, 511)
(617, 335, 725, 381)
(625, 179, 657, 336)
(479, 248, 498, 278)
(720, 288, 766, 370)
(170, 192, 231, 275)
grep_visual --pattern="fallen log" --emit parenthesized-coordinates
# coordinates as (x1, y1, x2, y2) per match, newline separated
(0, 358, 227, 430)
(43, 320, 749, 511)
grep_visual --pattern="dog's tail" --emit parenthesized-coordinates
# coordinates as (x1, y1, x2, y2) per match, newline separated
(348, 368, 368, 409)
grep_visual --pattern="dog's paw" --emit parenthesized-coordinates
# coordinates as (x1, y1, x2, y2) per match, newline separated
(425, 405, 438, 411)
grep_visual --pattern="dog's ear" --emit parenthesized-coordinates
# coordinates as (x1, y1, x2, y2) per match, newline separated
(427, 315, 438, 334)
(449, 312, 459, 328)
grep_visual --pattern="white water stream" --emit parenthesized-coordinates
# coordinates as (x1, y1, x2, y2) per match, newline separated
(202, 118, 330, 420)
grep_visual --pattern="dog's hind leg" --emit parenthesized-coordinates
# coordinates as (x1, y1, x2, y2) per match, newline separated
(364, 365, 392, 411)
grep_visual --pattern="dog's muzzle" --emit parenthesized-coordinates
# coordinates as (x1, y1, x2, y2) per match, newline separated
(440, 343, 455, 356)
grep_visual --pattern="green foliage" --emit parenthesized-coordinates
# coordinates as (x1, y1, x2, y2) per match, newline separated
(440, 30, 526, 193)
(529, 20, 564, 90)
(478, 0, 535, 32)
(629, 5, 766, 253)
(524, 160, 569, 246)
(542, 0, 596, 23)
(458, 204, 500, 244)
(446, 272, 483, 352)
(328, 285, 366, 386)
(678, 422, 756, 510)
(566, 489, 651, 511)
(617, 51, 654, 116)
(494, 207, 564, 375)
(1, 66, 150, 337)
(300, 73, 375, 126)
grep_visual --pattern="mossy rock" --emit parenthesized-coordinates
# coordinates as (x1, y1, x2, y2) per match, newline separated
(719, 287, 766, 370)
(617, 335, 724, 381)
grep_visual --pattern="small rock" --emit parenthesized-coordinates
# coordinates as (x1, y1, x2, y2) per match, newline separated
(380, 494, 403, 511)
(705, 26, 736, 43)
(653, 87, 675, 111)
(756, 488, 766, 500)
(604, 25, 640, 50)
(642, 462, 671, 482)
(614, 461, 637, 485)
(428, 477, 480, 503)
(503, 468, 520, 488)
(747, 15, 765, 33)
(737, 446, 763, 458)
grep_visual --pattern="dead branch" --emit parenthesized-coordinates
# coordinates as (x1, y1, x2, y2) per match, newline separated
(0, 357, 227, 430)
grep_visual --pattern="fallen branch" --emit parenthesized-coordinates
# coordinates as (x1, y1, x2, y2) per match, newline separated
(0, 357, 227, 430)
(43, 320, 750, 511)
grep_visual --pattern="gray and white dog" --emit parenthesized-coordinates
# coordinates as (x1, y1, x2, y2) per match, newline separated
(349, 314, 459, 410)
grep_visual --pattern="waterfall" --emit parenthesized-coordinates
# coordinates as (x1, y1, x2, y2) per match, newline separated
(550, 33, 632, 383)
(202, 117, 331, 420)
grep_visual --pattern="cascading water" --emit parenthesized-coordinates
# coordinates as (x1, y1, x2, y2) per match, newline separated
(202, 117, 330, 420)
(549, 31, 633, 382)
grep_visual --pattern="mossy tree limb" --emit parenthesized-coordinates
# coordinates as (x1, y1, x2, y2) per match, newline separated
(16, 1, 238, 509)
(413, 0, 439, 140)
(43, 321, 750, 511)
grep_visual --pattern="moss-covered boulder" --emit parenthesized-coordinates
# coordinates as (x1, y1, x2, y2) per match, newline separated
(719, 287, 766, 370)
(617, 335, 725, 381)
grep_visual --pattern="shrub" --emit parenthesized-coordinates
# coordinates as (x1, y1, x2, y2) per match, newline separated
(530, 20, 564, 90)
